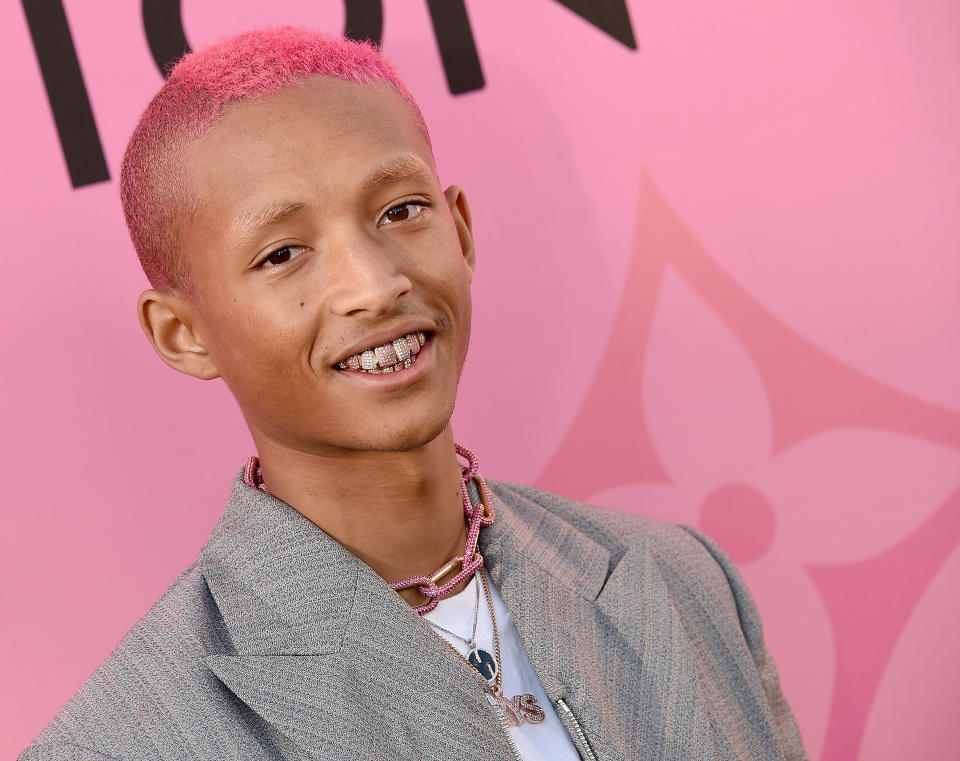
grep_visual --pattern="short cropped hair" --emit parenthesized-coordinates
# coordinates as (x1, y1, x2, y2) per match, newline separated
(120, 27, 429, 291)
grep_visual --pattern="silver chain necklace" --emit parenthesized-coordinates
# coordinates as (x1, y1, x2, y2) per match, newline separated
(428, 570, 545, 727)
(425, 576, 499, 682)
(426, 576, 481, 649)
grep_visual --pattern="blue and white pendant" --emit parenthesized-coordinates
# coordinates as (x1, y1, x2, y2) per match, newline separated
(467, 646, 498, 682)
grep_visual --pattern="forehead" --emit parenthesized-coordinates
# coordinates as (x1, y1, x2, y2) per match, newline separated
(183, 76, 436, 208)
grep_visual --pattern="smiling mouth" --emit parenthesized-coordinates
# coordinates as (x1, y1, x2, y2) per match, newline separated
(336, 331, 428, 374)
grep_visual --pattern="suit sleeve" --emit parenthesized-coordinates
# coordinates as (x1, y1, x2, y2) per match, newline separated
(681, 525, 809, 761)
(18, 743, 125, 761)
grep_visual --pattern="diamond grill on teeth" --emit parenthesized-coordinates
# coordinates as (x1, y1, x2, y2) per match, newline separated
(393, 338, 411, 361)
(338, 332, 427, 374)
(373, 344, 395, 367)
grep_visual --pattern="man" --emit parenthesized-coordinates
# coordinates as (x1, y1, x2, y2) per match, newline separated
(20, 27, 807, 761)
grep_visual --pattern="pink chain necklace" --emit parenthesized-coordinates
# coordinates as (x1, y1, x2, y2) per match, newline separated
(242, 443, 495, 614)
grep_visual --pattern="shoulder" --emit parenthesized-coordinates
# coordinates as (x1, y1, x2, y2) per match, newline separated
(486, 479, 745, 620)
(487, 478, 723, 567)
(20, 562, 229, 761)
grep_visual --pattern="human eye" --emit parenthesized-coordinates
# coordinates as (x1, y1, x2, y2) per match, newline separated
(256, 244, 307, 269)
(378, 200, 429, 226)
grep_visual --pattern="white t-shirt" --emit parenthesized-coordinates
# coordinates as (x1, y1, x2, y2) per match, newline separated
(422, 574, 582, 761)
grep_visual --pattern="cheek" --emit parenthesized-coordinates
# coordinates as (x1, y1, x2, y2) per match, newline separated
(420, 233, 473, 297)
(204, 299, 312, 389)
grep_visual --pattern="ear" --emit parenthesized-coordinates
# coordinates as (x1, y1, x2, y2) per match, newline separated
(137, 289, 220, 380)
(444, 185, 476, 281)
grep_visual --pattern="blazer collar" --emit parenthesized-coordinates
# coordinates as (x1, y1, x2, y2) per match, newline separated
(197, 475, 711, 761)
(199, 477, 518, 760)
(198, 476, 359, 656)
(195, 476, 615, 759)
(480, 479, 611, 606)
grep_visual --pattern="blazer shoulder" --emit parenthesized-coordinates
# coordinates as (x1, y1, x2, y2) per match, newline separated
(486, 479, 742, 614)
(19, 742, 126, 761)
(487, 478, 709, 555)
(21, 562, 229, 761)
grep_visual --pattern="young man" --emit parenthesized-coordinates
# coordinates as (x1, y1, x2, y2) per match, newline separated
(20, 28, 807, 761)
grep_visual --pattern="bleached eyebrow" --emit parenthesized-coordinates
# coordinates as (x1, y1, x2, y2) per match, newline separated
(361, 154, 436, 192)
(233, 201, 305, 244)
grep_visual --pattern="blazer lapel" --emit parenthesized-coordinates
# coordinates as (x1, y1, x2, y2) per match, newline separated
(483, 482, 718, 761)
(199, 479, 517, 761)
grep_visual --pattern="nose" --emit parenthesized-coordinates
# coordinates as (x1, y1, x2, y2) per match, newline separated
(324, 232, 413, 316)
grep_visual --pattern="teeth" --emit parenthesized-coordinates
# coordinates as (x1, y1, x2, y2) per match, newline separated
(360, 350, 377, 370)
(393, 338, 411, 361)
(405, 334, 420, 356)
(375, 343, 398, 367)
(354, 353, 417, 374)
(338, 332, 427, 373)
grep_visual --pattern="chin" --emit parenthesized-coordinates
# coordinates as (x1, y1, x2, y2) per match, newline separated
(250, 375, 462, 455)
(357, 383, 459, 452)
(368, 412, 451, 453)
(295, 398, 453, 454)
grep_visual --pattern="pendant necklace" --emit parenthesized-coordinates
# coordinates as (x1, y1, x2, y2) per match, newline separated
(428, 569, 545, 726)
(426, 574, 498, 682)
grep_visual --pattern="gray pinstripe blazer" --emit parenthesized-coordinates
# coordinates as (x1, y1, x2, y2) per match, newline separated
(20, 477, 808, 761)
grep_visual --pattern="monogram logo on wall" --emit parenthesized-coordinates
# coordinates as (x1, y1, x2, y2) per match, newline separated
(20, 0, 636, 189)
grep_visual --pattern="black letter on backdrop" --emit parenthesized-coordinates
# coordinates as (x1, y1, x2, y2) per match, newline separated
(426, 0, 484, 94)
(21, 0, 110, 187)
(344, 0, 383, 44)
(552, 0, 637, 49)
(143, 0, 191, 76)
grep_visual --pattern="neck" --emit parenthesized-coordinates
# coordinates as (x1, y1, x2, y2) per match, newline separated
(253, 425, 468, 607)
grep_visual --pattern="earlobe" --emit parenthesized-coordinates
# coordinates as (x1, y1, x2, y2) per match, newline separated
(137, 290, 220, 380)
(444, 185, 476, 281)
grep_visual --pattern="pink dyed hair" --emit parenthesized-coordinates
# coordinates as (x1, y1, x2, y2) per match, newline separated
(120, 27, 430, 291)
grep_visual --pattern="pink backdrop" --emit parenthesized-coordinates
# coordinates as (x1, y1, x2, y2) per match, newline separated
(3, 1, 959, 758)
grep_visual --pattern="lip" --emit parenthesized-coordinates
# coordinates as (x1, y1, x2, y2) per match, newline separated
(331, 322, 436, 367)
(334, 332, 434, 390)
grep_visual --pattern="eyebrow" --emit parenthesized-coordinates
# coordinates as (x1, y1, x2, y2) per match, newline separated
(361, 153, 436, 193)
(233, 200, 305, 245)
